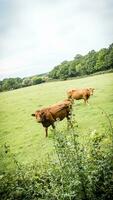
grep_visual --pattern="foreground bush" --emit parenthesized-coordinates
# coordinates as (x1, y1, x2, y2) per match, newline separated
(0, 113, 113, 200)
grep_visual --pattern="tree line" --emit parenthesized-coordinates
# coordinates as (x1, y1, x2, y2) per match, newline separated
(0, 76, 45, 92)
(49, 43, 113, 79)
(0, 43, 113, 92)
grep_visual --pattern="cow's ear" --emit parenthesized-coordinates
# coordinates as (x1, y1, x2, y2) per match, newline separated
(31, 113, 35, 117)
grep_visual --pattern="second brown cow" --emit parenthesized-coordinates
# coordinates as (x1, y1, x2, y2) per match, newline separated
(67, 88, 95, 104)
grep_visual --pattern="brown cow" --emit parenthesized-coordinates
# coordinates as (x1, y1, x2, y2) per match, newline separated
(67, 88, 95, 104)
(31, 101, 73, 137)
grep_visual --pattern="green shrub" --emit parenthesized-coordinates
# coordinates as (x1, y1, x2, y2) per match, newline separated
(0, 112, 113, 200)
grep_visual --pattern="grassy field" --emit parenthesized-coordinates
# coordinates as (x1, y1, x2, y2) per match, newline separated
(0, 73, 113, 172)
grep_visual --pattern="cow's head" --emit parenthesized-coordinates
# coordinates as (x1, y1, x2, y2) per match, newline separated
(31, 110, 45, 123)
(89, 88, 95, 95)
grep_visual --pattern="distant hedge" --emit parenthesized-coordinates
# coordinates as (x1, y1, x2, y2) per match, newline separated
(0, 76, 45, 92)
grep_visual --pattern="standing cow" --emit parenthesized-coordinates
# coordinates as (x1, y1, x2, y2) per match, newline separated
(31, 100, 73, 137)
(67, 88, 95, 104)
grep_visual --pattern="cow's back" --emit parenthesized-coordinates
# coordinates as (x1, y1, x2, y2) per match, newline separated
(71, 89, 85, 99)
(49, 104, 70, 121)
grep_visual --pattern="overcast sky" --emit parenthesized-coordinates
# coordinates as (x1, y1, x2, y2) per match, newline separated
(0, 0, 113, 80)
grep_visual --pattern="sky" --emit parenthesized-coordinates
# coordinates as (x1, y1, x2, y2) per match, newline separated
(0, 0, 113, 80)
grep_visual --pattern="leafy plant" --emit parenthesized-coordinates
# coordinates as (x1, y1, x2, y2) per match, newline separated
(0, 111, 113, 200)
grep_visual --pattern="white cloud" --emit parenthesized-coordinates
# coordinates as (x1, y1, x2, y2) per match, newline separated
(0, 0, 113, 79)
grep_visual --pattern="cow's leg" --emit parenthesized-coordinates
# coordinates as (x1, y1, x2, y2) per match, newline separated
(67, 115, 73, 128)
(83, 96, 88, 105)
(86, 99, 89, 105)
(52, 123, 55, 129)
(83, 99, 86, 104)
(85, 94, 90, 105)
(45, 127, 48, 137)
(86, 96, 90, 105)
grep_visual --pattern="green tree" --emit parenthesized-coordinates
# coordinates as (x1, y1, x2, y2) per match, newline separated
(14, 78, 22, 89)
(104, 43, 113, 69)
(84, 50, 97, 74)
(69, 61, 78, 77)
(0, 81, 2, 92)
(95, 48, 108, 71)
(32, 77, 45, 85)
(74, 54, 83, 61)
(58, 61, 70, 79)
(22, 78, 32, 87)
(49, 65, 60, 79)
(2, 78, 18, 91)
(76, 63, 86, 75)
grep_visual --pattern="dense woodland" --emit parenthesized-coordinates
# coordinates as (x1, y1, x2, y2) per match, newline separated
(0, 43, 113, 92)
(49, 43, 113, 79)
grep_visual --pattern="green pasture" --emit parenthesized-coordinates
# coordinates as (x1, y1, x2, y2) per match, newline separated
(0, 73, 113, 172)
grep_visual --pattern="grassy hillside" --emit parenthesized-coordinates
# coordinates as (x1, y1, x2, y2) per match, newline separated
(0, 73, 113, 172)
